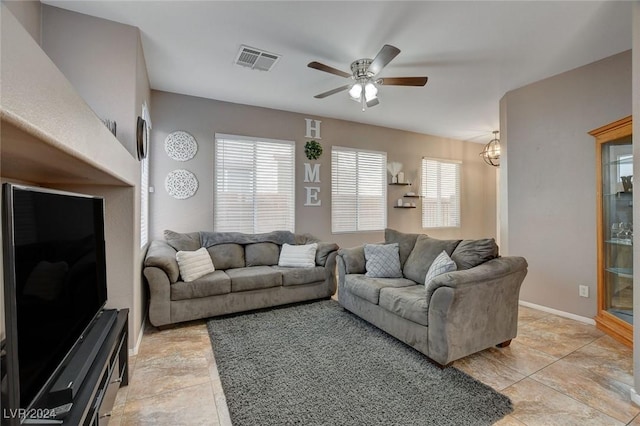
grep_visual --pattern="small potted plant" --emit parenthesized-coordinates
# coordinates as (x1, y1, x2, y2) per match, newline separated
(305, 140, 323, 160)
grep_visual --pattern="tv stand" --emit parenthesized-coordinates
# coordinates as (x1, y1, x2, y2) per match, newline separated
(28, 309, 129, 425)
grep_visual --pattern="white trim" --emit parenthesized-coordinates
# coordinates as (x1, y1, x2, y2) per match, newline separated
(519, 300, 596, 325)
(631, 388, 640, 407)
(128, 315, 146, 357)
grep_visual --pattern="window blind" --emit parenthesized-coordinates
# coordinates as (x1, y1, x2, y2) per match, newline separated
(214, 134, 295, 233)
(140, 102, 151, 248)
(140, 156, 149, 247)
(331, 146, 387, 233)
(421, 158, 461, 228)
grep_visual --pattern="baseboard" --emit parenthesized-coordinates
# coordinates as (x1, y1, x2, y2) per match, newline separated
(519, 300, 596, 325)
(129, 314, 146, 357)
(631, 388, 640, 407)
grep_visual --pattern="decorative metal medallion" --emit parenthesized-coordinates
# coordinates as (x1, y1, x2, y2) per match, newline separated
(164, 131, 198, 161)
(165, 169, 198, 199)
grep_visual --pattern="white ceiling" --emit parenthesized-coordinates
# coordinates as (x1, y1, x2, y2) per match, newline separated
(42, 1, 632, 143)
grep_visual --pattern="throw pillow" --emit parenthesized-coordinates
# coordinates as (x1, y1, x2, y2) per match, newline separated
(176, 247, 215, 282)
(278, 243, 318, 268)
(424, 250, 457, 286)
(364, 243, 402, 278)
(451, 238, 499, 270)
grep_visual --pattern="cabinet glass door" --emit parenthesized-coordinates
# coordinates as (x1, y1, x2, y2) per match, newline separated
(602, 137, 633, 324)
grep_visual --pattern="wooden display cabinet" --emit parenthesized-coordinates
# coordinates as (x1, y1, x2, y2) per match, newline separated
(590, 116, 633, 347)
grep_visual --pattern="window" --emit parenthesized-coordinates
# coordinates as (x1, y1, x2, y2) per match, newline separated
(140, 102, 151, 247)
(421, 158, 460, 228)
(214, 134, 295, 233)
(331, 146, 387, 233)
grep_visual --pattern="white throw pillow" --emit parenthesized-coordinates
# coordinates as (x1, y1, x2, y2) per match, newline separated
(176, 247, 215, 282)
(424, 250, 457, 286)
(278, 243, 318, 268)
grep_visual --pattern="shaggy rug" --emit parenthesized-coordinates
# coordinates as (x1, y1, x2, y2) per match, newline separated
(206, 300, 512, 425)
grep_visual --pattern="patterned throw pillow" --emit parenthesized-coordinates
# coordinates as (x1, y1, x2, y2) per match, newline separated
(364, 243, 402, 278)
(176, 247, 215, 282)
(424, 250, 457, 286)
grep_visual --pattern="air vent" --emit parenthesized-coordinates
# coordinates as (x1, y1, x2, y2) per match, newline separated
(235, 45, 281, 71)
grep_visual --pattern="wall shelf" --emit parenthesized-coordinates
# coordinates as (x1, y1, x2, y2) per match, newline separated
(394, 206, 416, 209)
(389, 183, 410, 186)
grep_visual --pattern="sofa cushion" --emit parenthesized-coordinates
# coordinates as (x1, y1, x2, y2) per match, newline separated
(170, 270, 231, 301)
(344, 274, 416, 304)
(338, 246, 366, 274)
(403, 236, 462, 285)
(246, 242, 280, 266)
(273, 266, 326, 286)
(364, 243, 402, 278)
(207, 243, 245, 270)
(385, 228, 420, 267)
(226, 266, 282, 292)
(164, 230, 201, 252)
(424, 250, 457, 286)
(175, 247, 215, 282)
(379, 285, 430, 326)
(451, 239, 499, 270)
(278, 243, 317, 268)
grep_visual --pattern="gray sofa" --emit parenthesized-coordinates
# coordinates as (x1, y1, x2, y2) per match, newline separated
(144, 230, 339, 327)
(337, 229, 528, 366)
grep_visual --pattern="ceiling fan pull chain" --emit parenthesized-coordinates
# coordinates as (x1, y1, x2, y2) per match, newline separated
(361, 93, 366, 111)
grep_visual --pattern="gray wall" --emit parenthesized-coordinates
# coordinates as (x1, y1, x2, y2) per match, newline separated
(500, 50, 632, 319)
(149, 90, 497, 249)
(41, 5, 140, 158)
(38, 5, 151, 349)
(2, 0, 40, 43)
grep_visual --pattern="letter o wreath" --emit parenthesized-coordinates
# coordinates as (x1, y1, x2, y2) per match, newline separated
(165, 169, 198, 199)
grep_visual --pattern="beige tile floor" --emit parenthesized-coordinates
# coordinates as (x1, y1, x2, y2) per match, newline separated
(108, 304, 639, 425)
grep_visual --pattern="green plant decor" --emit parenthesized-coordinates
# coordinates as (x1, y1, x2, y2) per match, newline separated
(305, 140, 323, 160)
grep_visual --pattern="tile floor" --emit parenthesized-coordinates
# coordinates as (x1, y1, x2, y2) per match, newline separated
(108, 304, 639, 425)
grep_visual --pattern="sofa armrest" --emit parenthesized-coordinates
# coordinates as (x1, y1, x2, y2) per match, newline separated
(143, 266, 172, 327)
(426, 256, 528, 365)
(144, 240, 180, 283)
(323, 251, 338, 295)
(315, 242, 339, 266)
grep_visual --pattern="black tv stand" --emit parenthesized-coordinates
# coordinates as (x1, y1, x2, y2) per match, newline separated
(28, 309, 129, 426)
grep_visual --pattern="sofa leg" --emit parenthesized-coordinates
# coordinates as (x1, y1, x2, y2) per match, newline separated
(496, 339, 512, 348)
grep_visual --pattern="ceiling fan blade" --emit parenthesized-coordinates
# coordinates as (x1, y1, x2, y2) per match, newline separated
(307, 61, 352, 78)
(367, 44, 401, 76)
(378, 76, 428, 86)
(366, 98, 380, 108)
(314, 84, 351, 99)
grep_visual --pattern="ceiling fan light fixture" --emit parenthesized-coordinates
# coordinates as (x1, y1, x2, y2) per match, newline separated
(364, 82, 378, 101)
(349, 83, 363, 99)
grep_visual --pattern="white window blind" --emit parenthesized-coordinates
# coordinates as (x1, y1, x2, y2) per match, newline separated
(140, 102, 151, 248)
(214, 134, 295, 233)
(331, 146, 387, 233)
(140, 156, 149, 247)
(421, 158, 461, 228)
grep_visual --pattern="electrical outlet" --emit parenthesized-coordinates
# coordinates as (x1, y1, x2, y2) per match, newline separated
(579, 285, 589, 298)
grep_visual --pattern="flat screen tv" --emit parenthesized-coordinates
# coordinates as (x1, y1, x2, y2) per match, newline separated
(1, 183, 108, 420)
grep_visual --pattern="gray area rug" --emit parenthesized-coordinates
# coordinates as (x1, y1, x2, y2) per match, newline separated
(206, 300, 512, 425)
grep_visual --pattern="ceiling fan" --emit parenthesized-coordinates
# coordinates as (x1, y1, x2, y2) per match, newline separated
(308, 44, 428, 111)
